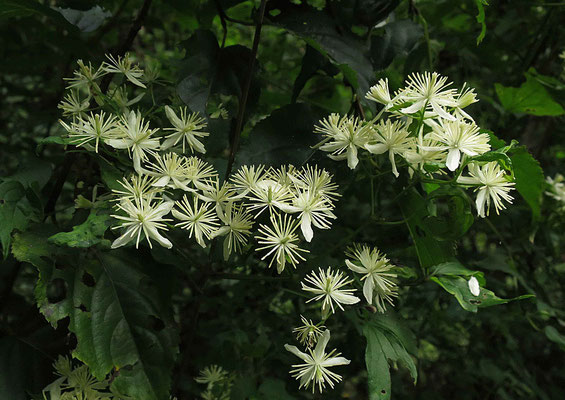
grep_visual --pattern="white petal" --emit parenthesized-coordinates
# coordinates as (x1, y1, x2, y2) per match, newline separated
(400, 100, 426, 114)
(363, 277, 375, 305)
(165, 105, 183, 129)
(345, 259, 366, 274)
(301, 214, 314, 242)
(284, 344, 311, 362)
(346, 145, 359, 169)
(153, 176, 170, 187)
(333, 292, 360, 305)
(431, 101, 456, 121)
(314, 330, 331, 359)
(468, 276, 480, 296)
(111, 227, 136, 249)
(320, 356, 351, 367)
(475, 188, 487, 218)
(365, 143, 388, 155)
(446, 148, 461, 171)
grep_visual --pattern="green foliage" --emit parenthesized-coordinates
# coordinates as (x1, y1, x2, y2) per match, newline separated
(495, 74, 565, 116)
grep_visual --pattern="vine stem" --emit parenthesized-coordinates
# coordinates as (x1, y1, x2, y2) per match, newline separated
(224, 0, 268, 178)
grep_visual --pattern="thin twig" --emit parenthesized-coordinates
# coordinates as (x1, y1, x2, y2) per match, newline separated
(225, 0, 268, 178)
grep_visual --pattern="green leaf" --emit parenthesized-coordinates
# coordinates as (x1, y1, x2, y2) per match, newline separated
(430, 261, 485, 285)
(257, 378, 294, 400)
(12, 227, 178, 400)
(425, 187, 475, 240)
(430, 275, 534, 312)
(474, 0, 488, 44)
(0, 181, 29, 258)
(234, 103, 320, 169)
(0, 0, 77, 30)
(397, 188, 455, 268)
(362, 318, 417, 400)
(48, 207, 113, 248)
(370, 20, 423, 70)
(510, 147, 544, 222)
(544, 326, 565, 351)
(270, 3, 375, 104)
(495, 75, 565, 116)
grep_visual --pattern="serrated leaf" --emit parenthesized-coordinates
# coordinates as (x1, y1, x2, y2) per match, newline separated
(430, 275, 534, 312)
(48, 208, 112, 248)
(362, 319, 417, 400)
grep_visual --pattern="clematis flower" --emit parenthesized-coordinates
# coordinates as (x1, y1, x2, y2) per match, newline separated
(112, 174, 160, 202)
(365, 120, 414, 177)
(345, 244, 398, 313)
(284, 329, 350, 393)
(256, 213, 309, 273)
(315, 114, 372, 169)
(293, 315, 325, 347)
(301, 267, 360, 315)
(145, 152, 192, 191)
(365, 78, 395, 109)
(424, 119, 490, 171)
(58, 90, 90, 118)
(162, 106, 208, 153)
(173, 195, 219, 248)
(457, 162, 515, 217)
(210, 202, 253, 260)
(102, 53, 146, 88)
(397, 72, 458, 120)
(111, 197, 173, 249)
(106, 110, 160, 173)
(60, 111, 118, 153)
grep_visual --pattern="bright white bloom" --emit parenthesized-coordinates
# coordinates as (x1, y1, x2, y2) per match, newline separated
(280, 189, 336, 242)
(366, 78, 394, 109)
(64, 59, 105, 91)
(112, 174, 160, 202)
(58, 90, 90, 117)
(302, 267, 360, 315)
(145, 152, 192, 191)
(468, 276, 480, 296)
(211, 202, 253, 260)
(425, 119, 490, 171)
(546, 174, 565, 203)
(457, 162, 515, 217)
(397, 72, 458, 120)
(289, 165, 340, 201)
(230, 165, 266, 194)
(184, 157, 218, 189)
(404, 135, 446, 175)
(102, 53, 146, 88)
(162, 106, 208, 153)
(246, 178, 293, 216)
(256, 213, 309, 273)
(365, 120, 414, 177)
(111, 197, 173, 249)
(345, 244, 397, 313)
(453, 83, 478, 121)
(316, 114, 371, 169)
(106, 110, 160, 173)
(60, 111, 118, 152)
(198, 179, 239, 216)
(284, 330, 350, 393)
(173, 195, 219, 248)
(293, 315, 325, 347)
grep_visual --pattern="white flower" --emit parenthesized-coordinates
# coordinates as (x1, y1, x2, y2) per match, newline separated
(145, 152, 192, 191)
(457, 162, 515, 217)
(162, 106, 208, 153)
(58, 90, 90, 117)
(112, 174, 160, 202)
(198, 179, 239, 217)
(289, 165, 340, 201)
(106, 110, 160, 173)
(173, 195, 219, 248)
(102, 53, 146, 88)
(230, 165, 266, 194)
(453, 83, 478, 121)
(111, 197, 173, 249)
(315, 114, 371, 169)
(546, 174, 565, 203)
(211, 202, 253, 260)
(365, 120, 414, 177)
(246, 178, 293, 216)
(404, 135, 446, 175)
(60, 111, 118, 153)
(425, 119, 490, 171)
(345, 244, 398, 313)
(64, 59, 105, 91)
(397, 72, 458, 120)
(293, 316, 325, 347)
(184, 156, 218, 190)
(366, 78, 394, 109)
(302, 267, 360, 314)
(284, 330, 350, 393)
(468, 276, 480, 296)
(280, 189, 336, 242)
(256, 213, 309, 273)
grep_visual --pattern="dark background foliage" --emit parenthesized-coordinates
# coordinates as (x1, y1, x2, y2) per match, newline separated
(1, 0, 564, 399)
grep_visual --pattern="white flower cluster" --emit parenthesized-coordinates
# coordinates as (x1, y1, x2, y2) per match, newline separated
(58, 56, 341, 274)
(316, 72, 515, 217)
(546, 173, 565, 204)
